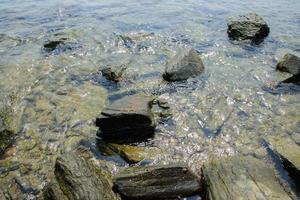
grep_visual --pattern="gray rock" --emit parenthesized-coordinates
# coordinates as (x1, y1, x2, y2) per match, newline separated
(203, 156, 292, 200)
(267, 136, 300, 183)
(113, 164, 202, 199)
(163, 48, 204, 82)
(54, 152, 118, 200)
(276, 54, 300, 75)
(227, 13, 270, 44)
(96, 95, 155, 143)
(280, 73, 300, 85)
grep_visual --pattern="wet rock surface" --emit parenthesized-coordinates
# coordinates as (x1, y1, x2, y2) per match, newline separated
(113, 164, 202, 199)
(163, 48, 204, 82)
(280, 73, 300, 85)
(227, 13, 270, 44)
(203, 156, 292, 200)
(52, 152, 118, 200)
(43, 38, 80, 54)
(101, 66, 127, 82)
(276, 54, 300, 75)
(96, 94, 155, 143)
(267, 136, 300, 183)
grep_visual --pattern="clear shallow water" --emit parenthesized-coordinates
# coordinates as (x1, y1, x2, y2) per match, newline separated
(0, 0, 300, 198)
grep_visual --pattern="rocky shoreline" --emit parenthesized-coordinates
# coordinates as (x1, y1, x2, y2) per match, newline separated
(0, 11, 299, 200)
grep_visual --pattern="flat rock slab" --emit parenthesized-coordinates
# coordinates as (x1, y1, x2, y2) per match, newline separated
(268, 136, 300, 183)
(54, 152, 118, 200)
(203, 156, 292, 200)
(113, 164, 201, 199)
(276, 54, 300, 75)
(163, 48, 204, 82)
(227, 13, 270, 44)
(96, 95, 155, 143)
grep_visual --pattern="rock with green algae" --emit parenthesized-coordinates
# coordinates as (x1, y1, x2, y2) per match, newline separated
(0, 112, 14, 156)
(109, 144, 162, 164)
(43, 152, 118, 200)
(202, 156, 292, 200)
(267, 136, 300, 183)
(113, 164, 202, 199)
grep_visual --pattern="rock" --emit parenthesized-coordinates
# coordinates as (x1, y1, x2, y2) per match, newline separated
(42, 180, 68, 200)
(101, 66, 126, 82)
(43, 40, 65, 52)
(280, 73, 300, 85)
(227, 13, 270, 44)
(267, 136, 300, 183)
(109, 144, 161, 164)
(0, 118, 13, 156)
(113, 164, 202, 199)
(202, 156, 292, 200)
(53, 152, 118, 200)
(43, 38, 80, 54)
(96, 95, 155, 143)
(276, 54, 300, 75)
(163, 48, 204, 82)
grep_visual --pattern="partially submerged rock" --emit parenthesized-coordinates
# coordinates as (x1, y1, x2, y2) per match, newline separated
(227, 13, 270, 44)
(101, 67, 126, 82)
(53, 152, 118, 200)
(163, 48, 204, 82)
(109, 144, 161, 164)
(43, 38, 80, 54)
(267, 136, 300, 183)
(113, 164, 201, 199)
(280, 73, 300, 85)
(276, 54, 300, 75)
(0, 114, 14, 156)
(96, 95, 155, 143)
(203, 156, 292, 200)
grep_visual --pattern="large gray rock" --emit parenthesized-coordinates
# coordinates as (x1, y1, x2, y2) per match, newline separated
(227, 13, 270, 44)
(113, 164, 202, 199)
(276, 54, 300, 75)
(96, 95, 155, 143)
(267, 136, 300, 183)
(163, 48, 204, 82)
(203, 156, 292, 200)
(53, 152, 118, 200)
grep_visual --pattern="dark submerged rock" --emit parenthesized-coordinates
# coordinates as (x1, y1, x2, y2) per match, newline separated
(113, 164, 202, 199)
(227, 13, 270, 44)
(267, 136, 300, 184)
(280, 73, 300, 85)
(96, 95, 155, 144)
(101, 66, 127, 82)
(43, 38, 80, 54)
(163, 48, 204, 82)
(276, 54, 300, 75)
(0, 118, 13, 156)
(53, 152, 118, 200)
(203, 156, 292, 200)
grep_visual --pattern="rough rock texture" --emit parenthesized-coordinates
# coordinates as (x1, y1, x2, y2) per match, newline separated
(268, 136, 300, 183)
(203, 156, 292, 200)
(109, 144, 161, 164)
(227, 13, 270, 44)
(53, 152, 118, 200)
(113, 164, 201, 199)
(163, 48, 204, 82)
(276, 54, 300, 75)
(96, 95, 155, 143)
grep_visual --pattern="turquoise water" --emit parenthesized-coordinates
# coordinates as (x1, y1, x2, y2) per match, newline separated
(0, 0, 299, 198)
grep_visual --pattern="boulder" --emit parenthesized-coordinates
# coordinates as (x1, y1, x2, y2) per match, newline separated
(267, 136, 300, 183)
(276, 54, 300, 75)
(227, 13, 270, 44)
(163, 48, 204, 82)
(96, 95, 155, 143)
(203, 156, 292, 200)
(53, 152, 118, 200)
(113, 164, 202, 199)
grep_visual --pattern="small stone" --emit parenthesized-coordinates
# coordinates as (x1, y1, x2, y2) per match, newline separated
(227, 13, 270, 44)
(163, 48, 204, 82)
(276, 54, 300, 75)
(101, 66, 126, 82)
(113, 164, 202, 199)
